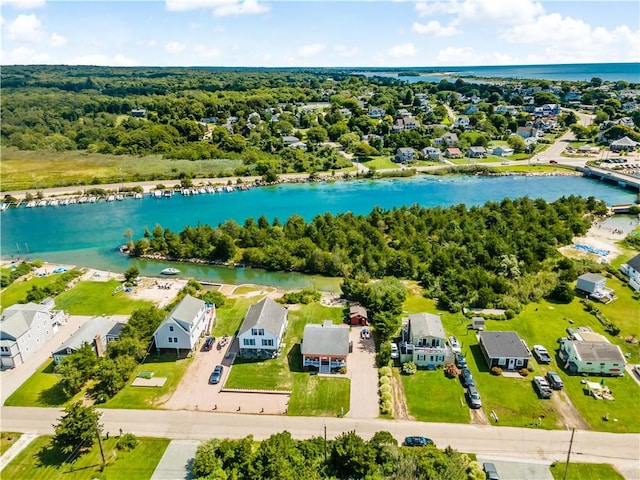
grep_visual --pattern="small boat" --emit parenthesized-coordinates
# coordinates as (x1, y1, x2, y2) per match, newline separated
(160, 267, 180, 275)
(134, 192, 143, 199)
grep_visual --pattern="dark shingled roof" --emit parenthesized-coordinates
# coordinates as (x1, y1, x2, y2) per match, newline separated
(301, 321, 350, 356)
(480, 331, 530, 359)
(626, 253, 640, 272)
(239, 297, 287, 337)
(574, 342, 625, 363)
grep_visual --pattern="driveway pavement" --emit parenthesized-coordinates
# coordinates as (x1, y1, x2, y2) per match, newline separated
(0, 433, 38, 471)
(477, 456, 553, 480)
(345, 326, 379, 419)
(151, 439, 200, 480)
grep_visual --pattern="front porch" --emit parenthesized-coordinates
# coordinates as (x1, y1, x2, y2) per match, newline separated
(303, 355, 346, 374)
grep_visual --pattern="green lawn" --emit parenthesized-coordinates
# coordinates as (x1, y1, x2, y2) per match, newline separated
(4, 360, 83, 407)
(103, 352, 192, 409)
(549, 462, 624, 480)
(55, 280, 153, 315)
(0, 432, 22, 455)
(401, 369, 470, 423)
(1, 273, 68, 310)
(211, 296, 258, 337)
(1, 434, 169, 480)
(358, 156, 397, 170)
(288, 375, 350, 416)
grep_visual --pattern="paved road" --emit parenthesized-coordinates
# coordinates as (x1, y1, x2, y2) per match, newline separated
(2, 407, 638, 479)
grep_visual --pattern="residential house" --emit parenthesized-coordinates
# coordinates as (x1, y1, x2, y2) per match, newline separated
(301, 321, 350, 373)
(454, 117, 470, 129)
(620, 253, 640, 291)
(444, 147, 463, 158)
(421, 147, 442, 161)
(153, 294, 214, 352)
(576, 273, 615, 302)
(130, 108, 147, 118)
(52, 316, 124, 364)
(464, 104, 479, 115)
(339, 108, 352, 118)
(289, 141, 308, 151)
(282, 135, 300, 146)
(433, 133, 459, 147)
(395, 147, 416, 163)
(559, 328, 625, 376)
(622, 101, 637, 112)
(516, 126, 539, 139)
(467, 146, 487, 158)
(393, 116, 419, 132)
(471, 317, 485, 331)
(349, 305, 368, 326)
(400, 313, 450, 369)
(199, 117, 218, 125)
(368, 107, 386, 119)
(495, 105, 517, 116)
(534, 104, 560, 116)
(0, 300, 65, 369)
(478, 331, 531, 371)
(492, 146, 514, 157)
(362, 134, 383, 147)
(610, 136, 639, 153)
(237, 297, 288, 358)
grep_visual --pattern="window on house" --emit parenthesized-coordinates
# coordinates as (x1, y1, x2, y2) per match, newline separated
(586, 362, 592, 365)
(173, 337, 178, 343)
(429, 355, 434, 361)
(169, 326, 174, 332)
(168, 338, 173, 343)
(244, 338, 256, 346)
(262, 339, 274, 347)
(498, 358, 506, 366)
(251, 328, 265, 336)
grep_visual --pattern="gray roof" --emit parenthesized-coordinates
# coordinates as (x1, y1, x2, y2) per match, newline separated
(166, 294, 205, 327)
(574, 342, 625, 363)
(468, 146, 486, 153)
(397, 147, 414, 154)
(0, 303, 48, 340)
(480, 331, 530, 359)
(578, 273, 605, 284)
(53, 316, 123, 356)
(301, 321, 350, 356)
(611, 136, 638, 146)
(239, 297, 287, 336)
(626, 253, 640, 272)
(409, 313, 445, 339)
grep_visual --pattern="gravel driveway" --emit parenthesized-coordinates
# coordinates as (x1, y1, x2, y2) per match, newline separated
(345, 326, 379, 419)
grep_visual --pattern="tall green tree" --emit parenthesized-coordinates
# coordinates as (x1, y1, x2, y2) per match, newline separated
(52, 402, 101, 456)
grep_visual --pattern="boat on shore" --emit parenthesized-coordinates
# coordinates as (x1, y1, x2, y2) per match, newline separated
(160, 267, 180, 275)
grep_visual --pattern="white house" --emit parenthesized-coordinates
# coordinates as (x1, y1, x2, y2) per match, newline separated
(559, 329, 625, 376)
(395, 147, 415, 163)
(454, 117, 470, 128)
(492, 146, 514, 157)
(153, 294, 214, 352)
(399, 313, 450, 369)
(52, 316, 124, 364)
(237, 297, 288, 358)
(576, 273, 615, 302)
(517, 126, 540, 139)
(620, 253, 640, 291)
(467, 146, 487, 158)
(421, 147, 442, 161)
(368, 107, 386, 119)
(301, 321, 350, 373)
(1, 300, 65, 368)
(433, 133, 459, 147)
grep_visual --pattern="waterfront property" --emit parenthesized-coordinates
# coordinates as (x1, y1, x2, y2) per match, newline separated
(300, 320, 350, 373)
(400, 313, 450, 369)
(478, 331, 531, 372)
(0, 299, 65, 368)
(237, 297, 288, 358)
(559, 328, 626, 376)
(576, 273, 616, 302)
(620, 253, 640, 291)
(153, 294, 214, 353)
(52, 315, 124, 364)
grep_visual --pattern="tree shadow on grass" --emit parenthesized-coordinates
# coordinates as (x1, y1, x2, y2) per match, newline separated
(37, 443, 94, 468)
(37, 383, 70, 407)
(468, 345, 490, 374)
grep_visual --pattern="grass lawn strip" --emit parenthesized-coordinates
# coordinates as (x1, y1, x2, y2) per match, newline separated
(549, 462, 624, 480)
(288, 375, 350, 416)
(0, 432, 22, 455)
(211, 297, 258, 337)
(1, 434, 169, 480)
(401, 370, 469, 424)
(358, 156, 397, 170)
(1, 273, 70, 311)
(54, 280, 153, 315)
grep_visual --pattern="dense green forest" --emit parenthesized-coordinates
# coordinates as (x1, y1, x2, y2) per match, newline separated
(130, 195, 607, 311)
(191, 430, 483, 480)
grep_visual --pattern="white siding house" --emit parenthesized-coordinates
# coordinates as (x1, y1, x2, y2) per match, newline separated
(400, 313, 450, 369)
(301, 321, 350, 373)
(0, 300, 65, 369)
(153, 295, 214, 352)
(621, 254, 640, 291)
(237, 297, 288, 358)
(559, 330, 625, 376)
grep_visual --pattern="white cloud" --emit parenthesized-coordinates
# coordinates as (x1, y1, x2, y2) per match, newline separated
(194, 44, 220, 58)
(334, 45, 359, 57)
(433, 46, 518, 66)
(166, 0, 268, 16)
(67, 54, 110, 65)
(388, 42, 417, 57)
(1, 46, 49, 63)
(114, 54, 137, 66)
(411, 20, 460, 37)
(297, 43, 325, 57)
(165, 41, 186, 53)
(416, 0, 545, 27)
(146, 40, 157, 47)
(49, 32, 66, 47)
(0, 0, 46, 10)
(6, 13, 43, 42)
(166, 0, 229, 11)
(189, 22, 201, 29)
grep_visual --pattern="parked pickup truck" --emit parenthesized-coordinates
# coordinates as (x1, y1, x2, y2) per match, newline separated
(532, 345, 552, 364)
(532, 376, 553, 399)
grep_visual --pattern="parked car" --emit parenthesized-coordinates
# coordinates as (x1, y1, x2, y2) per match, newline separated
(483, 462, 500, 480)
(532, 345, 552, 364)
(465, 386, 482, 409)
(532, 376, 552, 399)
(448, 335, 462, 353)
(460, 367, 475, 387)
(546, 371, 564, 390)
(361, 328, 371, 340)
(209, 364, 224, 384)
(202, 336, 215, 351)
(633, 365, 640, 378)
(403, 436, 434, 447)
(549, 159, 558, 164)
(455, 352, 467, 368)
(390, 342, 399, 359)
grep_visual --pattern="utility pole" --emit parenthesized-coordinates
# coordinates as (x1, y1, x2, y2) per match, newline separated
(562, 427, 576, 480)
(323, 425, 327, 464)
(95, 417, 106, 469)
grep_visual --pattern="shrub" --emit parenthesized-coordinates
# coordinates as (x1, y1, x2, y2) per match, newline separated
(505, 309, 515, 319)
(116, 433, 138, 451)
(402, 362, 417, 375)
(519, 368, 530, 377)
(380, 399, 392, 414)
(379, 376, 391, 386)
(444, 363, 459, 378)
(379, 366, 392, 377)
(491, 366, 503, 376)
(338, 366, 347, 374)
(380, 391, 392, 403)
(379, 384, 392, 395)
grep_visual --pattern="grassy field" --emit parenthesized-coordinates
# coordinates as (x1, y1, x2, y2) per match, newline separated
(4, 360, 83, 407)
(549, 462, 624, 480)
(288, 375, 350, 416)
(401, 369, 470, 423)
(358, 156, 397, 170)
(1, 434, 169, 480)
(0, 147, 243, 191)
(0, 432, 22, 455)
(211, 296, 257, 337)
(54, 280, 153, 315)
(103, 352, 192, 409)
(1, 272, 69, 310)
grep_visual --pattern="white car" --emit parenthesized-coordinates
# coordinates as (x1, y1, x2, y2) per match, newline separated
(448, 335, 462, 353)
(390, 343, 399, 359)
(360, 328, 370, 340)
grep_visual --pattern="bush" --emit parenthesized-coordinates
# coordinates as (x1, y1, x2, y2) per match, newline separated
(379, 384, 392, 395)
(379, 366, 392, 377)
(505, 309, 515, 319)
(519, 368, 530, 377)
(376, 342, 392, 367)
(380, 399, 392, 414)
(379, 376, 391, 385)
(491, 366, 503, 376)
(444, 363, 459, 378)
(116, 433, 138, 451)
(402, 362, 417, 375)
(380, 391, 392, 403)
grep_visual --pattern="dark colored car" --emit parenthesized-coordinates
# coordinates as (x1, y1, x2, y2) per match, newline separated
(403, 436, 434, 447)
(483, 462, 500, 480)
(455, 352, 467, 368)
(202, 336, 215, 351)
(209, 364, 224, 384)
(460, 367, 475, 387)
(546, 371, 564, 390)
(532, 376, 552, 399)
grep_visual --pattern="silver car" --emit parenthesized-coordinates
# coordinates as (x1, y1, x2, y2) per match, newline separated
(466, 386, 482, 409)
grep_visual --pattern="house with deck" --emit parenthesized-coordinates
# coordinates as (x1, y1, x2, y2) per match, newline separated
(53, 316, 124, 364)
(478, 331, 530, 371)
(576, 273, 615, 302)
(399, 313, 450, 369)
(301, 321, 350, 373)
(153, 294, 214, 352)
(237, 297, 288, 358)
(620, 253, 640, 291)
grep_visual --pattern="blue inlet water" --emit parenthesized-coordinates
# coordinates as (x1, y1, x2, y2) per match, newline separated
(1, 175, 636, 288)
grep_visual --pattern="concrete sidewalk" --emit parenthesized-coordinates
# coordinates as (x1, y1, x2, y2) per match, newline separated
(0, 433, 38, 471)
(151, 439, 200, 480)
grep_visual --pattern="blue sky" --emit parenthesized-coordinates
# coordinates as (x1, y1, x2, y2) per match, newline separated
(1, 0, 639, 67)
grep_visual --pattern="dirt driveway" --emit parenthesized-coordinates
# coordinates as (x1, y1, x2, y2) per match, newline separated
(162, 337, 289, 415)
(345, 326, 379, 419)
(552, 389, 589, 430)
